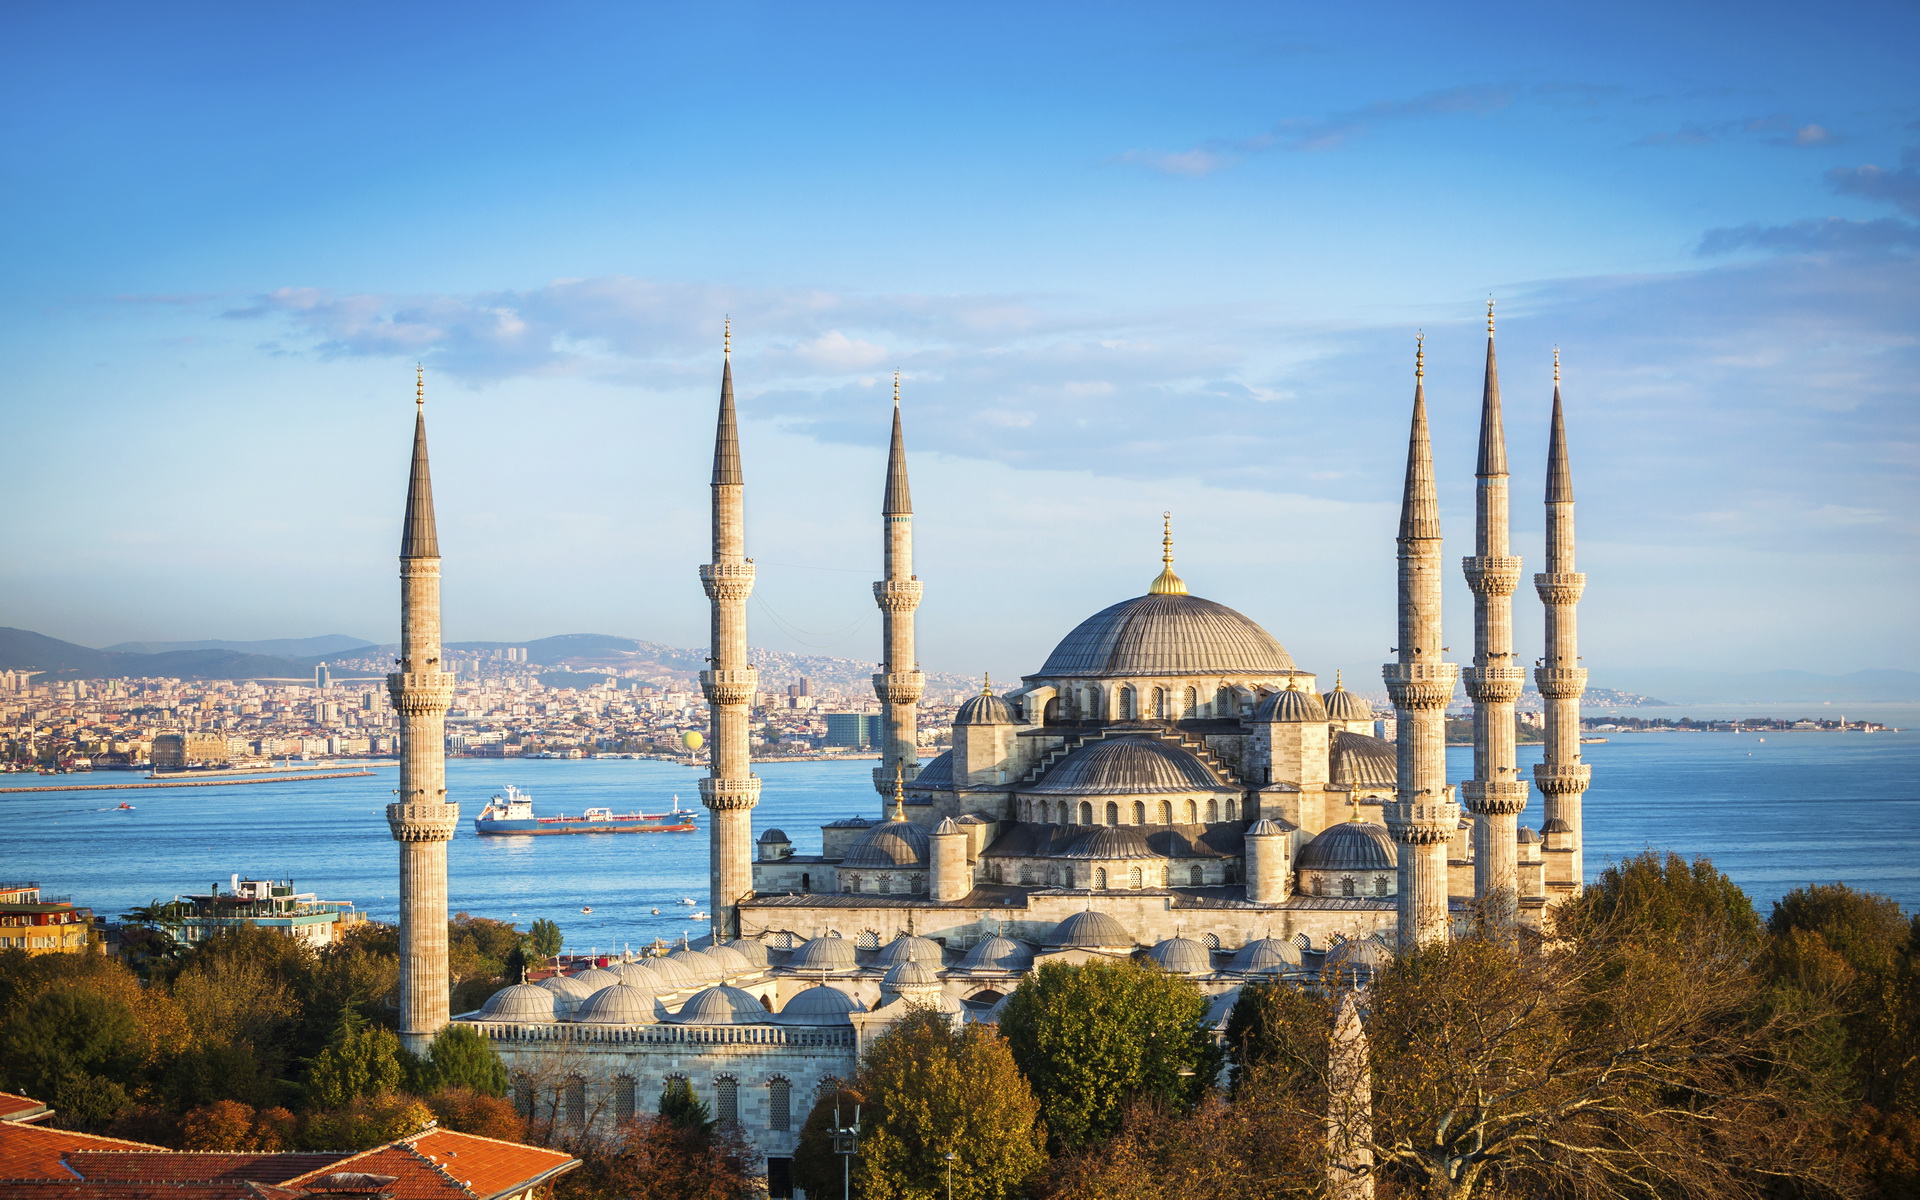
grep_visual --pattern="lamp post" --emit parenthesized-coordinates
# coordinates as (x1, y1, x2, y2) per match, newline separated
(830, 1095, 861, 1200)
(944, 1150, 957, 1200)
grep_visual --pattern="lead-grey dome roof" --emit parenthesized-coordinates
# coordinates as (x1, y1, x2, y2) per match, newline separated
(758, 828, 791, 844)
(956, 691, 1018, 725)
(672, 984, 770, 1025)
(1324, 685, 1374, 722)
(840, 819, 930, 868)
(875, 934, 945, 967)
(1027, 737, 1234, 796)
(1297, 821, 1397, 871)
(477, 982, 560, 1023)
(1253, 687, 1328, 723)
(785, 934, 858, 972)
(1229, 937, 1303, 973)
(882, 960, 941, 988)
(723, 938, 772, 967)
(573, 979, 659, 1024)
(1036, 593, 1294, 678)
(569, 967, 621, 991)
(667, 949, 724, 985)
(1060, 826, 1160, 860)
(957, 935, 1033, 972)
(779, 984, 866, 1024)
(705, 944, 755, 976)
(1143, 936, 1212, 975)
(1045, 910, 1136, 949)
(537, 973, 597, 1005)
(631, 955, 698, 989)
(1323, 936, 1393, 977)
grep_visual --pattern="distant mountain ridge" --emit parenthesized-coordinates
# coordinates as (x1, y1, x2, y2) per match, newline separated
(1591, 668, 1920, 704)
(103, 634, 376, 658)
(0, 627, 379, 682)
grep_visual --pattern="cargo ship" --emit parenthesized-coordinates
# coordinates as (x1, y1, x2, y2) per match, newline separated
(473, 786, 699, 836)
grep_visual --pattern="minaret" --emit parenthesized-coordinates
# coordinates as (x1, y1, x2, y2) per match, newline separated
(1461, 301, 1528, 924)
(872, 372, 925, 800)
(1382, 335, 1460, 948)
(699, 323, 761, 939)
(1533, 351, 1590, 896)
(387, 367, 459, 1056)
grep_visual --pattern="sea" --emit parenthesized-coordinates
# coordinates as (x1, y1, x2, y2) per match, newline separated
(4, 718, 1915, 952)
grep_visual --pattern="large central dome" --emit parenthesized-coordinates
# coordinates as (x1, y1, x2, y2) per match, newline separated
(1035, 592, 1295, 678)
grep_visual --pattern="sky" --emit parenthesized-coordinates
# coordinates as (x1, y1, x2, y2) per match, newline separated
(1, 1, 1915, 689)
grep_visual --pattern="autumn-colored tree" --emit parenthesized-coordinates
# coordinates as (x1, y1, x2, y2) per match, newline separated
(0, 980, 143, 1127)
(427, 1086, 526, 1141)
(179, 1100, 292, 1151)
(305, 1010, 406, 1108)
(300, 1092, 435, 1151)
(560, 1114, 756, 1200)
(850, 1009, 1046, 1200)
(1043, 1089, 1326, 1200)
(999, 960, 1219, 1150)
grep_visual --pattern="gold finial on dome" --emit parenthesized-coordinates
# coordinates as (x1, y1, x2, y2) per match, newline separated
(1553, 346, 1561, 385)
(893, 369, 900, 408)
(415, 364, 425, 407)
(1149, 511, 1187, 595)
(982, 671, 993, 695)
(1415, 331, 1425, 379)
(723, 316, 731, 358)
(891, 762, 906, 821)
(1487, 296, 1496, 335)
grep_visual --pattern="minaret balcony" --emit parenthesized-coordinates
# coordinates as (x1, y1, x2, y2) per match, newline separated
(1383, 794, 1461, 843)
(700, 561, 757, 601)
(1461, 779, 1530, 815)
(700, 668, 760, 706)
(1532, 667, 1588, 699)
(1532, 762, 1592, 793)
(386, 672, 455, 712)
(386, 801, 460, 841)
(1463, 666, 1528, 703)
(1382, 662, 1459, 710)
(1462, 556, 1523, 594)
(872, 579, 923, 610)
(699, 776, 763, 811)
(1533, 571, 1587, 605)
(872, 671, 925, 704)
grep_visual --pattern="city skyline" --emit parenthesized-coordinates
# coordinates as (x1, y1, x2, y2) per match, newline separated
(1, 2, 1914, 680)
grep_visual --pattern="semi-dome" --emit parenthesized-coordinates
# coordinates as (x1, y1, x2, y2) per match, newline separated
(1045, 910, 1136, 950)
(1323, 936, 1393, 977)
(1036, 592, 1295, 678)
(1060, 826, 1160, 860)
(672, 984, 771, 1025)
(1253, 686, 1328, 723)
(1323, 681, 1374, 722)
(956, 689, 1018, 725)
(1143, 936, 1213, 975)
(1297, 821, 1397, 872)
(1229, 937, 1303, 974)
(840, 819, 930, 868)
(723, 938, 772, 967)
(957, 935, 1033, 972)
(875, 934, 945, 967)
(569, 967, 620, 991)
(573, 979, 659, 1025)
(1027, 737, 1234, 796)
(779, 984, 867, 1024)
(705, 944, 756, 976)
(785, 934, 859, 972)
(910, 752, 954, 790)
(631, 955, 698, 989)
(477, 982, 560, 1023)
(758, 828, 791, 845)
(537, 972, 597, 1011)
(667, 949, 725, 985)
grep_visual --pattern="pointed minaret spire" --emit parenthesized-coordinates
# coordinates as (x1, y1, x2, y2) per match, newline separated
(1535, 348, 1590, 898)
(1150, 511, 1188, 595)
(400, 366, 439, 559)
(712, 330, 744, 488)
(873, 375, 925, 800)
(1384, 331, 1459, 949)
(1463, 300, 1528, 929)
(1546, 350, 1573, 504)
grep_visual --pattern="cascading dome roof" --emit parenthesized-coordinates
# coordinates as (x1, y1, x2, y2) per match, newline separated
(1035, 592, 1294, 679)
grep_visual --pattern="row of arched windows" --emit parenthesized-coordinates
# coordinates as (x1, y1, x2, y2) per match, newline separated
(1052, 683, 1285, 723)
(1019, 796, 1239, 825)
(515, 1072, 794, 1131)
(1011, 861, 1218, 889)
(843, 873, 926, 895)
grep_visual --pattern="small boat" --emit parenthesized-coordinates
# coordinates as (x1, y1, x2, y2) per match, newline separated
(688, 911, 709, 922)
(651, 908, 661, 915)
(676, 897, 696, 906)
(474, 785, 700, 835)
(116, 802, 135, 810)
(581, 906, 594, 914)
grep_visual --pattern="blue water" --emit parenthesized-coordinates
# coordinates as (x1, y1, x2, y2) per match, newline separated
(2, 732, 1914, 951)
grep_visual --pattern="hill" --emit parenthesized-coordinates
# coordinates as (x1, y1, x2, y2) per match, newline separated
(0, 627, 379, 682)
(103, 634, 376, 658)
(1592, 668, 1920, 704)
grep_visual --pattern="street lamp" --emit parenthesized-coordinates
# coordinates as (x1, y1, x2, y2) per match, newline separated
(830, 1095, 861, 1200)
(945, 1150, 957, 1200)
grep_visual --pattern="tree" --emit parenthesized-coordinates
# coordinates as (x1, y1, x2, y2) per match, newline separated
(527, 919, 564, 960)
(0, 982, 144, 1126)
(305, 1010, 405, 1109)
(427, 1086, 526, 1141)
(179, 1100, 292, 1151)
(301, 1092, 435, 1151)
(1558, 848, 1762, 952)
(658, 1075, 711, 1131)
(793, 1086, 865, 1200)
(1222, 980, 1329, 1090)
(850, 1010, 1046, 1200)
(568, 1114, 756, 1200)
(417, 1023, 509, 1097)
(998, 960, 1219, 1151)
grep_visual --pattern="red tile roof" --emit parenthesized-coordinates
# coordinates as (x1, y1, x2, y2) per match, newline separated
(0, 1122, 168, 1179)
(283, 1129, 576, 1200)
(0, 1183, 305, 1199)
(66, 1151, 349, 1184)
(0, 1091, 53, 1123)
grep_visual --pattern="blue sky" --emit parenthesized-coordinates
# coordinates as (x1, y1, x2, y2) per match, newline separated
(1, 1, 1914, 687)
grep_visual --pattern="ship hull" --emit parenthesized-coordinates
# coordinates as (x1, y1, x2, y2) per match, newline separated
(474, 817, 697, 836)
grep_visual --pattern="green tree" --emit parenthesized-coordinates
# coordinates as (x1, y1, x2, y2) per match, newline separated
(998, 959, 1219, 1151)
(0, 982, 144, 1124)
(850, 1009, 1046, 1200)
(301, 1092, 435, 1151)
(658, 1075, 711, 1131)
(527, 918, 564, 960)
(1222, 980, 1330, 1090)
(793, 1086, 865, 1200)
(1557, 848, 1762, 953)
(417, 1023, 508, 1097)
(305, 1009, 405, 1109)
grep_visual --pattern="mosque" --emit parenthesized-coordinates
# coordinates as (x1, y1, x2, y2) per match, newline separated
(380, 309, 1592, 1193)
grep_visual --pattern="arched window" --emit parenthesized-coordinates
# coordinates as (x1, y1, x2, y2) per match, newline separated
(1085, 686, 1103, 720)
(1120, 686, 1137, 720)
(1079, 801, 1093, 825)
(1189, 865, 1205, 886)
(846, 875, 862, 894)
(1095, 867, 1108, 889)
(1206, 798, 1219, 821)
(1342, 877, 1356, 897)
(1375, 877, 1389, 896)
(1183, 687, 1198, 716)
(1044, 697, 1061, 723)
(1202, 932, 1221, 949)
(878, 875, 892, 895)
(1224, 797, 1238, 820)
(1313, 878, 1324, 896)
(511, 1074, 534, 1118)
(563, 1075, 587, 1126)
(768, 1077, 792, 1132)
(1215, 686, 1234, 716)
(1128, 866, 1143, 889)
(1152, 687, 1167, 719)
(1105, 801, 1119, 826)
(1158, 800, 1172, 824)
(1184, 799, 1197, 823)
(857, 929, 881, 950)
(715, 1076, 739, 1125)
(1133, 801, 1147, 824)
(614, 1075, 637, 1123)
(1021, 864, 1036, 885)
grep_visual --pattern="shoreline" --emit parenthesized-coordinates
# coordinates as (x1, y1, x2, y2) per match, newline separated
(0, 770, 377, 794)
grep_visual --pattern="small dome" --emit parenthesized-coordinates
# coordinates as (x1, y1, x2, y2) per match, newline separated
(1144, 936, 1212, 976)
(569, 967, 621, 991)
(537, 973, 597, 1008)
(632, 956, 698, 989)
(672, 985, 771, 1025)
(758, 828, 791, 844)
(477, 982, 560, 1023)
(1245, 818, 1288, 838)
(875, 934, 945, 967)
(1297, 821, 1397, 871)
(931, 816, 962, 837)
(1516, 826, 1540, 845)
(573, 980, 659, 1025)
(705, 944, 756, 976)
(667, 949, 725, 985)
(1045, 910, 1136, 950)
(882, 960, 941, 988)
(1028, 737, 1234, 796)
(723, 938, 772, 967)
(1038, 592, 1295, 678)
(840, 819, 930, 869)
(1323, 684, 1373, 723)
(910, 752, 954, 790)
(1253, 686, 1328, 723)
(1323, 937, 1393, 978)
(785, 934, 859, 972)
(1228, 937, 1303, 974)
(957, 936, 1033, 972)
(1541, 817, 1572, 834)
(779, 984, 867, 1024)
(956, 690, 1018, 726)
(1060, 826, 1160, 860)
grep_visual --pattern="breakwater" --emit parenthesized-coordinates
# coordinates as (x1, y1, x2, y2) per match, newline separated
(0, 770, 376, 794)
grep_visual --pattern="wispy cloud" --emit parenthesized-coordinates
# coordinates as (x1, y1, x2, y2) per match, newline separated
(1827, 148, 1920, 216)
(1699, 145, 1920, 257)
(1635, 113, 1842, 148)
